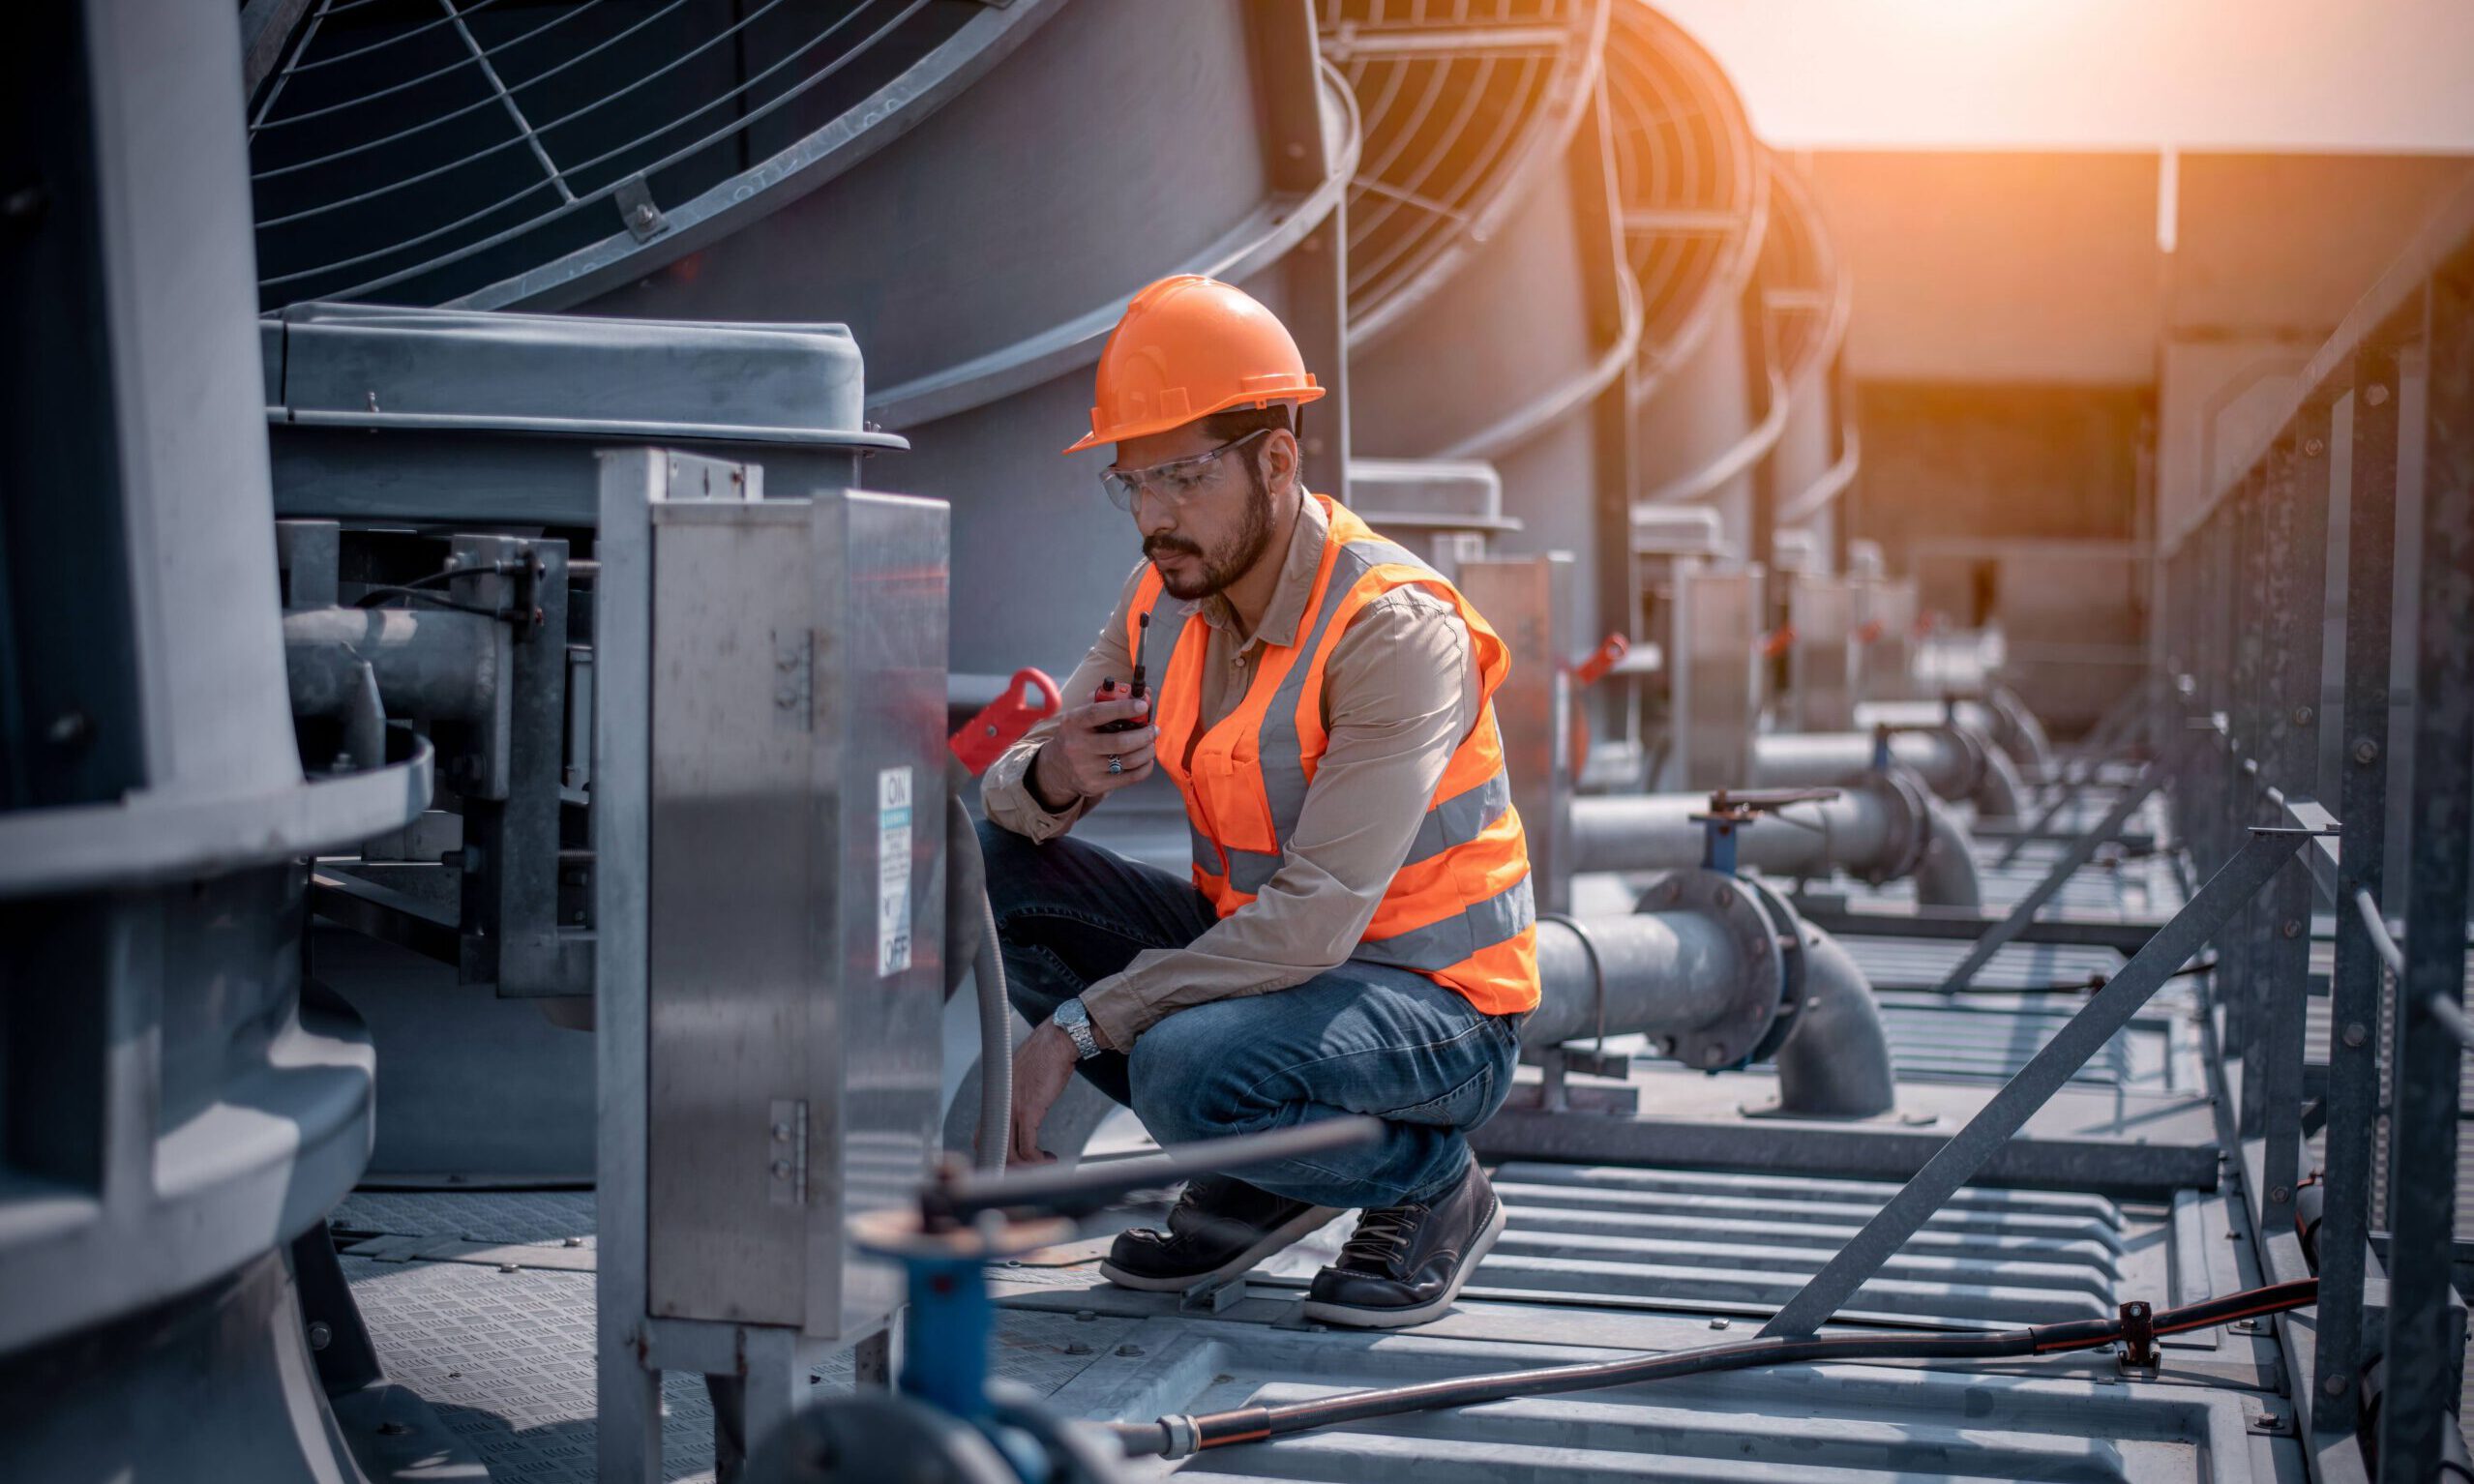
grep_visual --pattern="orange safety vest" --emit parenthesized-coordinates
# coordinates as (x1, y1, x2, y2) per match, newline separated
(1125, 494, 1540, 1016)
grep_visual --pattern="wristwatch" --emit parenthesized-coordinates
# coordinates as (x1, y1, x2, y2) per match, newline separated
(1050, 997, 1103, 1060)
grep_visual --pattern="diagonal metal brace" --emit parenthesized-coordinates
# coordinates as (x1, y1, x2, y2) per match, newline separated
(1764, 828, 2306, 1338)
(1935, 754, 2170, 994)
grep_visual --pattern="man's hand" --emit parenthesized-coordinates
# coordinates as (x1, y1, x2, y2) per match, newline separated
(1028, 686, 1157, 809)
(1007, 1021, 1083, 1167)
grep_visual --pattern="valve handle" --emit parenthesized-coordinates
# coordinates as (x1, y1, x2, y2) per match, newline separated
(1757, 624, 1797, 660)
(947, 668, 1062, 776)
(1570, 633, 1630, 688)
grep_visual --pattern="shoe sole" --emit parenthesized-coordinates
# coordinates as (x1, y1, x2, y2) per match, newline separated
(1098, 1204, 1343, 1293)
(1300, 1192, 1506, 1330)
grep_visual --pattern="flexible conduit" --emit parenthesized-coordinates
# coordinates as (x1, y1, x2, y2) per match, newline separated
(1115, 1279, 2324, 1458)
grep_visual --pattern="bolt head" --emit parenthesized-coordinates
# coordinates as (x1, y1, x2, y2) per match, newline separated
(307, 1321, 333, 1350)
(2270, 1185, 2291, 1203)
(2304, 437, 2326, 458)
(2343, 1022, 2369, 1048)
(2282, 919, 2303, 939)
(2291, 706, 2313, 727)
(771, 1160, 792, 1179)
(1709, 1317, 1731, 1330)
(1116, 1344, 1145, 1358)
(2353, 737, 2379, 764)
(1714, 885, 1735, 907)
(2366, 383, 2391, 405)
(2324, 1374, 2349, 1396)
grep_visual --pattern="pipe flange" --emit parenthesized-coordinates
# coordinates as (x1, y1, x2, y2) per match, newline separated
(1841, 765, 1935, 886)
(1631, 867, 1788, 1073)
(1735, 876, 1810, 1067)
(1936, 723, 1993, 803)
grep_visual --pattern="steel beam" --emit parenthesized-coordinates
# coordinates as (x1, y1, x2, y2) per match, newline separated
(1931, 756, 2167, 994)
(1763, 828, 2304, 1338)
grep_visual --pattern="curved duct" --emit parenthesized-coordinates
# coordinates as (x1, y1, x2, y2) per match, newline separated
(1604, 1, 1765, 405)
(1321, 0, 1611, 343)
(247, 0, 1063, 311)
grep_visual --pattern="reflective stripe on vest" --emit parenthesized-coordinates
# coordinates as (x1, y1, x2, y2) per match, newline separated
(1128, 493, 1540, 1016)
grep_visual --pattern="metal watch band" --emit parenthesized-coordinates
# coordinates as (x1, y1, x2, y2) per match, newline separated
(1054, 999, 1102, 1060)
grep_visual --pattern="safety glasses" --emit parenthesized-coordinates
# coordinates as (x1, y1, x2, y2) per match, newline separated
(1099, 429, 1271, 513)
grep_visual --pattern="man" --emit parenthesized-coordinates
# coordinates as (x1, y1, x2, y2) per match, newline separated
(977, 274, 1538, 1329)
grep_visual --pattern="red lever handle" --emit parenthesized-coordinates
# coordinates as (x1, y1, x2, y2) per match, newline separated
(949, 668, 1064, 776)
(1758, 624, 1797, 660)
(1570, 633, 1630, 688)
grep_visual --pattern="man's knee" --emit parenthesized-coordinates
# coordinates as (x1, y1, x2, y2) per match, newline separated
(1128, 1006, 1262, 1139)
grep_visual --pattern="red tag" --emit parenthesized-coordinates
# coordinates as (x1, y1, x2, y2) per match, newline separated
(1570, 632, 1630, 688)
(949, 668, 1063, 776)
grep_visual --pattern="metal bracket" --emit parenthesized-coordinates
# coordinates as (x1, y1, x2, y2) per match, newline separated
(2118, 1298, 2160, 1375)
(613, 175, 667, 242)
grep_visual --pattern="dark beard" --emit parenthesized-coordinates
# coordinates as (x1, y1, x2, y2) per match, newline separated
(1148, 463, 1276, 602)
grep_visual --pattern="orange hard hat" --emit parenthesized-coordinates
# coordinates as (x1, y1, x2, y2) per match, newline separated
(1062, 275, 1326, 455)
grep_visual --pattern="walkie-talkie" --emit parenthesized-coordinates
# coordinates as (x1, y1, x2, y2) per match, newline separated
(1094, 611, 1150, 733)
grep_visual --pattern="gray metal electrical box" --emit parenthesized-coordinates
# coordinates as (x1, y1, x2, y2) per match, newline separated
(596, 448, 947, 1379)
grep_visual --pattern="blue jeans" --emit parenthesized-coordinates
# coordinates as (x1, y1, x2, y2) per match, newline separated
(978, 818, 1521, 1209)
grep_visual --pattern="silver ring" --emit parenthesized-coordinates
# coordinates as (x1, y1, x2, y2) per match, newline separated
(1107, 755, 1123, 775)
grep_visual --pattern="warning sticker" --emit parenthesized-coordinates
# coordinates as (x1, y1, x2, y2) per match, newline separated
(877, 766, 913, 977)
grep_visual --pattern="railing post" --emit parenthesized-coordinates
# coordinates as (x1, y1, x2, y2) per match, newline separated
(2316, 343, 2401, 1433)
(2377, 244, 2474, 1484)
(2256, 424, 2331, 1241)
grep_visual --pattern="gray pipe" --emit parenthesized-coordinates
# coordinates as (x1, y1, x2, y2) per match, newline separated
(1571, 791, 1893, 882)
(1748, 727, 2024, 818)
(283, 606, 502, 721)
(1524, 910, 1754, 1050)
(1771, 922, 1897, 1118)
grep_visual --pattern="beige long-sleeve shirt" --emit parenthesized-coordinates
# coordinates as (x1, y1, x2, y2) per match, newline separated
(981, 494, 1480, 1051)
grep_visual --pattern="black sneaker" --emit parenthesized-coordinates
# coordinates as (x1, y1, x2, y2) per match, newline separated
(1302, 1161, 1505, 1328)
(1099, 1175, 1339, 1292)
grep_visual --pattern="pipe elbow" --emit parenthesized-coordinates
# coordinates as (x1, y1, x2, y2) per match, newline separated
(1914, 798, 1983, 910)
(1773, 924, 1896, 1119)
(1973, 744, 2029, 821)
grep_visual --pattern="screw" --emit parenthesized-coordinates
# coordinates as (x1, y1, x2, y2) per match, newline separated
(45, 710, 91, 746)
(633, 203, 657, 225)
(2282, 920, 2302, 939)
(2250, 1411, 2282, 1432)
(772, 1160, 793, 1179)
(498, 1261, 521, 1273)
(2325, 1374, 2349, 1396)
(1116, 1344, 1145, 1358)
(2343, 1022, 2368, 1048)
(2366, 383, 2390, 406)
(772, 1122, 793, 1143)
(1714, 886, 1735, 907)
(2304, 437, 2325, 458)
(1064, 1341, 1093, 1355)
(2270, 1185, 2291, 1203)
(563, 1235, 585, 1248)
(1075, 1310, 1097, 1322)
(2353, 737, 2379, 764)
(2291, 706, 2313, 727)
(1709, 1317, 1731, 1330)
(308, 1321, 333, 1350)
